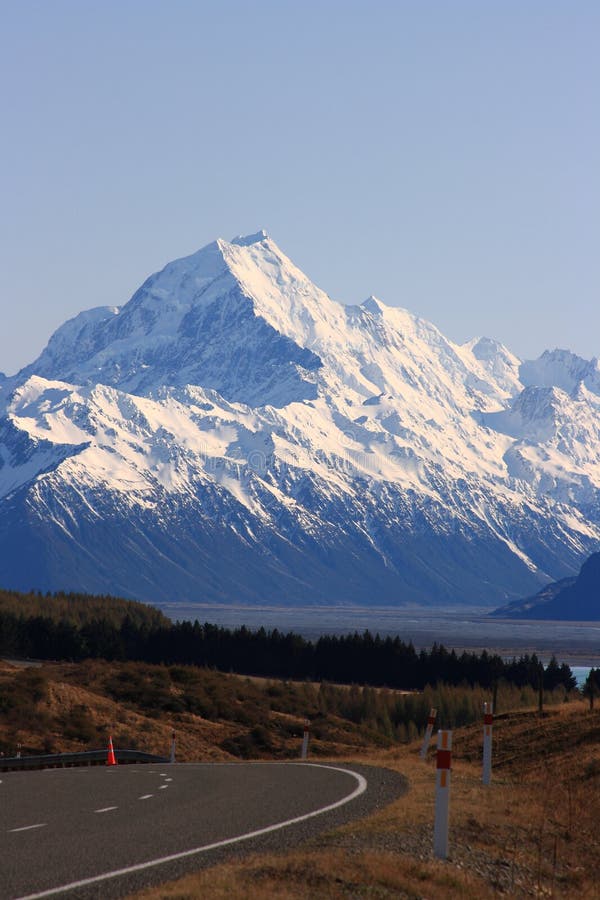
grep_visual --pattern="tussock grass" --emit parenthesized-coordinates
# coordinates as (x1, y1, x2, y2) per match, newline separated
(129, 847, 498, 899)
(0, 658, 564, 760)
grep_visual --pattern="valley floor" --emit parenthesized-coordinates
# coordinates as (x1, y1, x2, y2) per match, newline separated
(159, 604, 600, 667)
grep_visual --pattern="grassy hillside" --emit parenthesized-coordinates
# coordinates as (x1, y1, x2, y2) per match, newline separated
(0, 658, 568, 760)
(0, 658, 401, 759)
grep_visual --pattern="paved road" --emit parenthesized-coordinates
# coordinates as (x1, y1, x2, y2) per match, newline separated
(0, 762, 407, 899)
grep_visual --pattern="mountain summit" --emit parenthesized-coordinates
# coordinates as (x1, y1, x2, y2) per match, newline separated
(1, 233, 598, 606)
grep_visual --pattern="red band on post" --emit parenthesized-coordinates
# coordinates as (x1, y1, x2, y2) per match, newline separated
(484, 714, 493, 725)
(436, 749, 452, 770)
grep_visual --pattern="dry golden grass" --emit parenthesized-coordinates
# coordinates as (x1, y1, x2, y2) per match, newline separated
(0, 659, 399, 760)
(0, 660, 235, 760)
(129, 848, 499, 900)
(132, 702, 600, 899)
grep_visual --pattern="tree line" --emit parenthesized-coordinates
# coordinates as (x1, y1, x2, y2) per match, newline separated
(0, 590, 577, 693)
(0, 588, 168, 629)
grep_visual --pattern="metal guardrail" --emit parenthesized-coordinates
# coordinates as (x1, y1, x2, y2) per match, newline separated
(0, 748, 170, 771)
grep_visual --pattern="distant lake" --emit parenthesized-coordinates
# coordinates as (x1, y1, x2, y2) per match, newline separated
(158, 603, 600, 669)
(571, 666, 592, 688)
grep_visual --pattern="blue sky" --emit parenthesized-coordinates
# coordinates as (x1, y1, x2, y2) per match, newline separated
(1, 1, 598, 374)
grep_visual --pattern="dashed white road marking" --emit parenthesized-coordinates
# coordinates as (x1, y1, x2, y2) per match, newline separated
(139, 794, 153, 800)
(14, 764, 367, 900)
(158, 785, 168, 790)
(95, 807, 118, 813)
(164, 777, 173, 782)
(10, 823, 47, 833)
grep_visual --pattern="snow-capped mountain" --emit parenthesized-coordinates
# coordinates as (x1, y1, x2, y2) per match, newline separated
(1, 231, 598, 606)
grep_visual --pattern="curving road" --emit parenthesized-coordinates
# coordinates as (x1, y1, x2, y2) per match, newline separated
(0, 762, 407, 899)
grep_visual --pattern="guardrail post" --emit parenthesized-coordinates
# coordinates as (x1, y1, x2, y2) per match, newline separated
(483, 701, 493, 785)
(170, 730, 176, 764)
(419, 707, 437, 759)
(300, 720, 310, 759)
(433, 729, 452, 860)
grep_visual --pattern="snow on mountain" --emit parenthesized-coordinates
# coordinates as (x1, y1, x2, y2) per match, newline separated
(14, 233, 324, 409)
(458, 336, 522, 398)
(482, 384, 600, 509)
(1, 231, 599, 606)
(519, 348, 600, 396)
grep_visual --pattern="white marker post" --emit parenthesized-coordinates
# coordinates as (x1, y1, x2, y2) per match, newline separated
(300, 720, 310, 760)
(433, 730, 452, 860)
(419, 707, 437, 759)
(169, 731, 176, 764)
(482, 702, 493, 785)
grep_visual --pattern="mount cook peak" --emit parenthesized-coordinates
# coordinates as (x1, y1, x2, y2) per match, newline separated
(1, 231, 598, 606)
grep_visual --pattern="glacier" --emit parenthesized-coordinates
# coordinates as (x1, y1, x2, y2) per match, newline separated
(0, 230, 598, 606)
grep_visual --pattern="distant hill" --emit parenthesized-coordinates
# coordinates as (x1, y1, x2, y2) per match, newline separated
(0, 588, 170, 630)
(491, 552, 600, 620)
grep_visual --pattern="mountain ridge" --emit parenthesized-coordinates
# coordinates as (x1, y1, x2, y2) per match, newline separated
(492, 551, 600, 620)
(1, 232, 598, 607)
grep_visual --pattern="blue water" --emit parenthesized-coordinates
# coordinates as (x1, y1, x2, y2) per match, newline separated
(571, 666, 593, 688)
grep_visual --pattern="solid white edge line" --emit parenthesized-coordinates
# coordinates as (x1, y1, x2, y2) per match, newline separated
(15, 763, 367, 900)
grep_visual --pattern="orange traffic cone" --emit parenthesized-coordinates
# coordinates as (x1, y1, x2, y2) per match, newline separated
(106, 735, 117, 766)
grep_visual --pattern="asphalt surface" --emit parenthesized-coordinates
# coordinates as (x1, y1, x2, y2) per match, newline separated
(0, 761, 407, 899)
